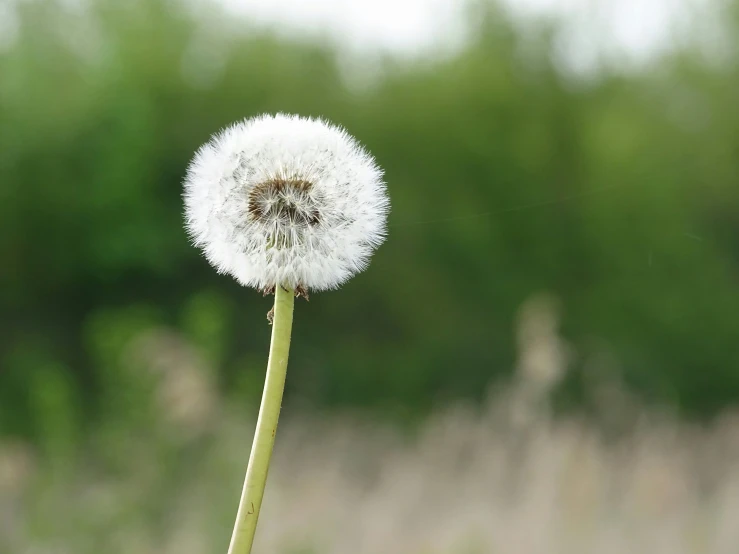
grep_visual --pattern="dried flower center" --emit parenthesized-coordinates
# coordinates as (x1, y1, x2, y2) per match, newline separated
(247, 178, 321, 247)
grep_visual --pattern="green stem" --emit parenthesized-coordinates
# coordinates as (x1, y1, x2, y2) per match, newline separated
(227, 285, 294, 554)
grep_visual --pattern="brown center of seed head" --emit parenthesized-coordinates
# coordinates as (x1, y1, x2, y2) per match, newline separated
(248, 178, 322, 249)
(248, 178, 321, 228)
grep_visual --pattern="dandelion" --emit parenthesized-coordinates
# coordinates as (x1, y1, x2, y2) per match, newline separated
(183, 113, 389, 554)
(185, 113, 389, 293)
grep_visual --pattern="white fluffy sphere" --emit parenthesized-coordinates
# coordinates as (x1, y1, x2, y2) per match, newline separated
(184, 113, 389, 292)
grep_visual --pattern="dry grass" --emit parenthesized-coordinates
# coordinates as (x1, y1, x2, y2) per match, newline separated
(4, 296, 739, 553)
(5, 392, 739, 553)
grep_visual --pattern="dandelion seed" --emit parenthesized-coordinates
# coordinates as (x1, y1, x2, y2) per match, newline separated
(184, 113, 389, 292)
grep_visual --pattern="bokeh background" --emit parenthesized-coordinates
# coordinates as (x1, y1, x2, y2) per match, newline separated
(2, 0, 739, 552)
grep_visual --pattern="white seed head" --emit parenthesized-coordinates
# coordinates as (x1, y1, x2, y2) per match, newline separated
(184, 113, 389, 292)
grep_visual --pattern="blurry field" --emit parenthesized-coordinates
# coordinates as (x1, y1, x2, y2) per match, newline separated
(4, 297, 739, 554)
(3, 1, 739, 552)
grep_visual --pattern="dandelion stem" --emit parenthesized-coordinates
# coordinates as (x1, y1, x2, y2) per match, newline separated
(227, 285, 294, 554)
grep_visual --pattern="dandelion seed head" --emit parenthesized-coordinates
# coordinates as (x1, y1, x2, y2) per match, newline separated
(184, 113, 389, 291)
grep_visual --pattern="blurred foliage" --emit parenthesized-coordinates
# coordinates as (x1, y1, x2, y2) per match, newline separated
(1, 0, 739, 439)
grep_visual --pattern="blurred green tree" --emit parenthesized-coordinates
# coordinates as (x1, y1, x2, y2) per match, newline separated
(1, 0, 738, 439)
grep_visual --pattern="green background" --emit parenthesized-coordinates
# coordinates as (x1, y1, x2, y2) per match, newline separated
(2, 0, 739, 444)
